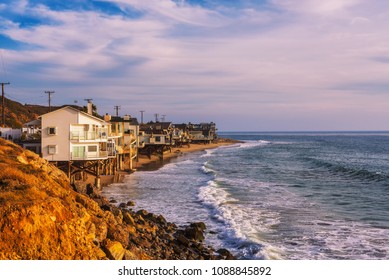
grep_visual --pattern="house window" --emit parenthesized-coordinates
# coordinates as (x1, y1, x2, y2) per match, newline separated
(47, 127, 57, 135)
(88, 145, 98, 152)
(155, 136, 161, 142)
(48, 145, 57, 155)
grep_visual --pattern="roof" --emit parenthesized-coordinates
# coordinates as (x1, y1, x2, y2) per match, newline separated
(110, 116, 139, 125)
(40, 106, 108, 124)
(140, 122, 173, 133)
(23, 119, 41, 127)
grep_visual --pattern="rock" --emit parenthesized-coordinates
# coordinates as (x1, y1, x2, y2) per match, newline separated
(100, 204, 111, 211)
(136, 209, 149, 217)
(176, 234, 190, 246)
(109, 199, 118, 203)
(123, 212, 135, 226)
(190, 222, 206, 231)
(217, 248, 235, 260)
(156, 215, 167, 225)
(102, 240, 126, 260)
(184, 226, 205, 242)
(119, 203, 127, 208)
(73, 181, 87, 194)
(126, 201, 135, 207)
(86, 184, 99, 197)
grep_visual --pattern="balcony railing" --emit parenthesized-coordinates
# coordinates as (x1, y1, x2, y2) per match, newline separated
(71, 150, 108, 160)
(70, 129, 108, 141)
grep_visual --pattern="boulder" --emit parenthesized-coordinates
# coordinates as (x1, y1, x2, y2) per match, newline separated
(126, 201, 136, 207)
(102, 239, 126, 260)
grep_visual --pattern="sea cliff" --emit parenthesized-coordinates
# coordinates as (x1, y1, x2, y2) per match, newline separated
(0, 138, 234, 260)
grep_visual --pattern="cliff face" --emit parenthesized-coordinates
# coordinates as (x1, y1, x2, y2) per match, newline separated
(0, 138, 234, 260)
(0, 138, 117, 259)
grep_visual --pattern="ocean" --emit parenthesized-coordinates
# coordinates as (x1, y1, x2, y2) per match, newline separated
(102, 132, 389, 260)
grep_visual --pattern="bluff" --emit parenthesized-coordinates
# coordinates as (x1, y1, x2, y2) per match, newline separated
(1, 96, 99, 128)
(0, 138, 233, 260)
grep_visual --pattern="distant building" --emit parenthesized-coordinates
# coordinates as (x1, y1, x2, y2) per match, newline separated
(22, 119, 41, 138)
(0, 127, 22, 141)
(138, 122, 175, 159)
(172, 123, 192, 147)
(188, 122, 217, 143)
(139, 122, 174, 146)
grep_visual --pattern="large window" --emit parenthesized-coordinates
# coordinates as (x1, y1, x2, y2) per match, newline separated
(72, 146, 85, 159)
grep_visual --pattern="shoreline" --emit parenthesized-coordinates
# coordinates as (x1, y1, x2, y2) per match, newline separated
(99, 138, 241, 187)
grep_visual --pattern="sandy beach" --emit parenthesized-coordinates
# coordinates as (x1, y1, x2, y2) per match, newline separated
(99, 138, 239, 187)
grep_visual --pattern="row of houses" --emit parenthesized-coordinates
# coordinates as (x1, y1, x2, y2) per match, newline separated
(3, 104, 217, 188)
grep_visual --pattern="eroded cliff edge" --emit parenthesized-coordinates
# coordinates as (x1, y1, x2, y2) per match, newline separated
(0, 138, 233, 260)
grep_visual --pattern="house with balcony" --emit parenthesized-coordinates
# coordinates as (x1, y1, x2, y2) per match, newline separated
(107, 114, 142, 170)
(41, 106, 115, 162)
(188, 122, 217, 143)
(172, 123, 192, 147)
(138, 122, 174, 159)
(41, 106, 117, 188)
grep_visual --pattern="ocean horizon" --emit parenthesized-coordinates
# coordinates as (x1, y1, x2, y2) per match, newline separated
(103, 131, 389, 260)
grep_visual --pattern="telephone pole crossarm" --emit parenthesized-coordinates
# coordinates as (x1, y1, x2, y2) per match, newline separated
(45, 90, 55, 112)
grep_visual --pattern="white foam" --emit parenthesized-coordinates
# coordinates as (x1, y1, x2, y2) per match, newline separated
(198, 179, 284, 259)
(232, 140, 271, 150)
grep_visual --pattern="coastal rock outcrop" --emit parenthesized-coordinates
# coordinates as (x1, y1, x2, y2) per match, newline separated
(0, 138, 234, 260)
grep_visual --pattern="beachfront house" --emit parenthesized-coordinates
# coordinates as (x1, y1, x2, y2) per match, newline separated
(138, 122, 175, 159)
(139, 122, 174, 146)
(172, 123, 192, 147)
(108, 114, 143, 170)
(41, 106, 116, 162)
(188, 122, 217, 143)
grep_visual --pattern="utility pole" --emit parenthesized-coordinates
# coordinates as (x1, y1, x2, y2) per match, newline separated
(114, 105, 121, 117)
(45, 90, 55, 112)
(1, 82, 10, 127)
(140, 110, 145, 124)
(161, 114, 166, 122)
(154, 113, 159, 123)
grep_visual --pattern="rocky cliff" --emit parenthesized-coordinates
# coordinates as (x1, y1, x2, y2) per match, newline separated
(0, 138, 233, 260)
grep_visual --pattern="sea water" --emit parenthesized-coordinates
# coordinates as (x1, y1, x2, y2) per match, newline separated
(102, 132, 389, 260)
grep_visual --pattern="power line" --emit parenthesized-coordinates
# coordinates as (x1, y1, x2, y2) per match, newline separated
(1, 82, 10, 127)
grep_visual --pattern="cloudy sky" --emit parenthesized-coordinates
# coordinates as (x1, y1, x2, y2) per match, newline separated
(1, 0, 389, 131)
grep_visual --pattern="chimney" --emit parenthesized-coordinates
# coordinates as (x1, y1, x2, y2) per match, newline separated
(123, 114, 131, 121)
(104, 113, 111, 122)
(87, 101, 93, 115)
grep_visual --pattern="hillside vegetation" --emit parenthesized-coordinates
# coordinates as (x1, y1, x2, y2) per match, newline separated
(1, 97, 96, 128)
(0, 138, 233, 260)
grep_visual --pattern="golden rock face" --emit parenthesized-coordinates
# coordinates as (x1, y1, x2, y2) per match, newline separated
(0, 138, 235, 260)
(0, 138, 142, 260)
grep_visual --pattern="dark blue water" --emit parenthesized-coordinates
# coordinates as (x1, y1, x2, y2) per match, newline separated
(103, 132, 389, 259)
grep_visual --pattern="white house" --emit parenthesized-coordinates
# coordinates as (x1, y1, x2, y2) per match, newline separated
(0, 127, 22, 141)
(41, 106, 115, 162)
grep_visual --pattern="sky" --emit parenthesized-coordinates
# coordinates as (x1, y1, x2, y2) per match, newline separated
(1, 0, 389, 131)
